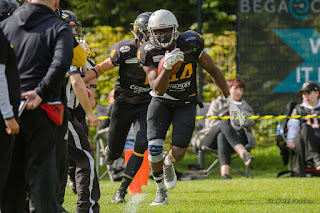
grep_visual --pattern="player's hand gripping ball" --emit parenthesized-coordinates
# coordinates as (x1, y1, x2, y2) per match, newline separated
(158, 48, 184, 76)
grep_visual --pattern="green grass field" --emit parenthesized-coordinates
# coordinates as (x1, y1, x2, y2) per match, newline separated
(63, 146, 320, 212)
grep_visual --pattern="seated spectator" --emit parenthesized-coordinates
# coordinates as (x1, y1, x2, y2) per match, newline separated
(197, 78, 255, 179)
(286, 81, 320, 177)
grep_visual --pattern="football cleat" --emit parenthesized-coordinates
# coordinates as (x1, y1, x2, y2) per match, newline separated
(163, 155, 177, 189)
(104, 145, 114, 166)
(150, 188, 169, 206)
(111, 189, 127, 204)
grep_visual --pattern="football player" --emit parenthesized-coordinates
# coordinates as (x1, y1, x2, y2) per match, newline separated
(83, 12, 152, 204)
(137, 9, 245, 205)
(61, 9, 100, 213)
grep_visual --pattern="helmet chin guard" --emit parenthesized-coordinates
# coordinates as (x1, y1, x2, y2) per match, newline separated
(148, 9, 179, 48)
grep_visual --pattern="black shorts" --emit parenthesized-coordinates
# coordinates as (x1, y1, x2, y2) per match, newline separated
(147, 97, 196, 148)
(108, 100, 149, 159)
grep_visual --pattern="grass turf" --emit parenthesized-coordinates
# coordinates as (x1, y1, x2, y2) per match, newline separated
(62, 146, 320, 212)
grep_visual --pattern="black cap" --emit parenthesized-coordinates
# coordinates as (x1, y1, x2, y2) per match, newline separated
(298, 82, 319, 94)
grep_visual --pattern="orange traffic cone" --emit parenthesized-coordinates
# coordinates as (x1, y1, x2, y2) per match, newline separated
(124, 149, 150, 194)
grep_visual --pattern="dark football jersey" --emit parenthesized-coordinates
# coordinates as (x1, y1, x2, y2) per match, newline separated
(138, 30, 204, 102)
(110, 38, 151, 104)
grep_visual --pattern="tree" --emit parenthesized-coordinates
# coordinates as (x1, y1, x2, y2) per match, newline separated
(62, 0, 237, 34)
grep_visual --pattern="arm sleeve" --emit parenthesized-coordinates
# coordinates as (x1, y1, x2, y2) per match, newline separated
(137, 44, 157, 67)
(109, 43, 122, 66)
(35, 27, 74, 99)
(0, 64, 14, 120)
(287, 119, 300, 142)
(68, 66, 82, 76)
(72, 42, 86, 68)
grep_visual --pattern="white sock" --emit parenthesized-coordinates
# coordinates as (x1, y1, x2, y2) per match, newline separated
(153, 173, 165, 190)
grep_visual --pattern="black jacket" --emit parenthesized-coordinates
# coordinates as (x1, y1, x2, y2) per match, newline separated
(0, 3, 73, 102)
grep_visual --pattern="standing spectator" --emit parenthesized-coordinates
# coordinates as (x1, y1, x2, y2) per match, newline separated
(286, 81, 320, 177)
(83, 12, 152, 203)
(194, 78, 255, 179)
(0, 0, 74, 212)
(0, 0, 20, 205)
(138, 9, 244, 205)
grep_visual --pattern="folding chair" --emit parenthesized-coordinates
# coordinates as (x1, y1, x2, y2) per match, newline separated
(94, 126, 114, 181)
(195, 103, 253, 178)
(94, 104, 127, 181)
(94, 104, 114, 181)
(276, 101, 298, 177)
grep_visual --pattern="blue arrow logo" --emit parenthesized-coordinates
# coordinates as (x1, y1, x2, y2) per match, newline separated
(272, 29, 320, 92)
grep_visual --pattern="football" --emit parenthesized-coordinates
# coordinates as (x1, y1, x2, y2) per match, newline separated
(157, 55, 182, 76)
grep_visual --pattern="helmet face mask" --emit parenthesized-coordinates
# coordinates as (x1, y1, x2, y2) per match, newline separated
(131, 12, 152, 43)
(148, 9, 179, 48)
(149, 27, 177, 48)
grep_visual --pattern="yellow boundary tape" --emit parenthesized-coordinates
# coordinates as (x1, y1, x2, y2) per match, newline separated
(195, 115, 320, 120)
(96, 115, 320, 121)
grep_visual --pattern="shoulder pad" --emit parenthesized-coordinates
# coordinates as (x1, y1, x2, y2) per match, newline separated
(119, 45, 131, 53)
(179, 30, 203, 42)
(111, 39, 134, 52)
(144, 43, 156, 51)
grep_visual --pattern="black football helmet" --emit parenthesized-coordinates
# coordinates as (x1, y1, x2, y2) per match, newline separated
(61, 10, 81, 27)
(131, 12, 152, 43)
(0, 0, 19, 21)
(61, 10, 82, 40)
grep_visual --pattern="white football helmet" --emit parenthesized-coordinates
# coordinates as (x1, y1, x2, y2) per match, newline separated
(148, 9, 179, 48)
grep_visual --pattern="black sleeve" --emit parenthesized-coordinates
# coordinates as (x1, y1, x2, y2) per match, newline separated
(186, 31, 205, 59)
(35, 27, 74, 99)
(0, 31, 9, 65)
(68, 66, 82, 76)
(137, 43, 158, 67)
(109, 42, 123, 66)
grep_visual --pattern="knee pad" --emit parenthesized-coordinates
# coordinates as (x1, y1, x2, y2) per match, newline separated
(148, 139, 164, 163)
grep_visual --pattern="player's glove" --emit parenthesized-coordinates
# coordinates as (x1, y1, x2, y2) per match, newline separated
(226, 95, 245, 126)
(163, 48, 184, 70)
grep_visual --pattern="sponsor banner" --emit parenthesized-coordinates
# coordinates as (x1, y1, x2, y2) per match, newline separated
(238, 0, 320, 113)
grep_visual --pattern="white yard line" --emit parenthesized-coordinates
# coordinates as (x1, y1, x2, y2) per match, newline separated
(124, 193, 146, 213)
